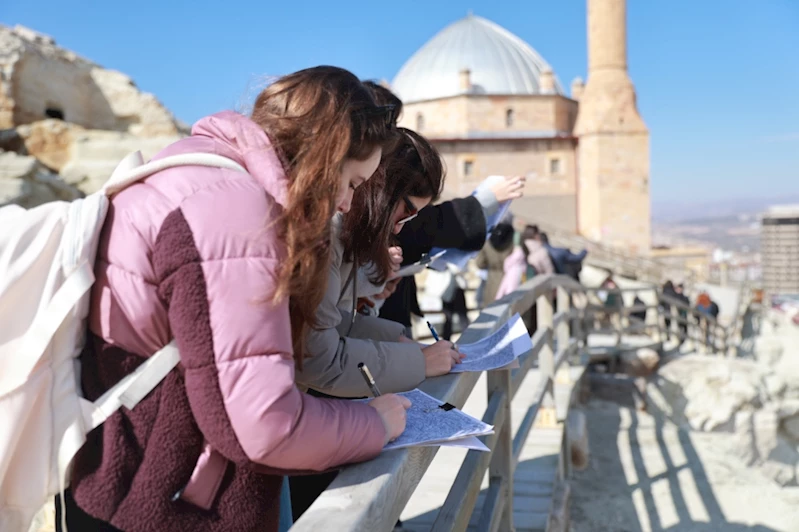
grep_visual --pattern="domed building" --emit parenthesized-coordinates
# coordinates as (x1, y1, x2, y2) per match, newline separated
(391, 0, 651, 253)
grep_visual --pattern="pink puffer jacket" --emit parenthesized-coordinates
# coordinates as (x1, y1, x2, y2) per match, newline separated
(70, 111, 385, 531)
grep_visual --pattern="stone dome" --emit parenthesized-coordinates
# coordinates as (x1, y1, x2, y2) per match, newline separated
(392, 14, 564, 103)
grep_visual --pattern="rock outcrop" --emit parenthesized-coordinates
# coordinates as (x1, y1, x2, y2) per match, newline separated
(0, 24, 186, 206)
(1, 24, 184, 136)
(620, 347, 659, 378)
(0, 151, 82, 207)
(646, 310, 799, 487)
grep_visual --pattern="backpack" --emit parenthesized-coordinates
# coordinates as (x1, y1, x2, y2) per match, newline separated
(0, 150, 245, 532)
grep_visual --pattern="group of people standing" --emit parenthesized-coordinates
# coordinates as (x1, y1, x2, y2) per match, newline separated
(476, 223, 588, 307)
(661, 281, 720, 343)
(56, 67, 528, 531)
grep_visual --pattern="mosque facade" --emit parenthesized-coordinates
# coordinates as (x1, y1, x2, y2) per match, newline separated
(391, 0, 650, 253)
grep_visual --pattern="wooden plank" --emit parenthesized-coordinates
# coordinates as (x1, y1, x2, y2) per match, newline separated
(430, 389, 506, 532)
(511, 328, 550, 398)
(486, 368, 513, 532)
(513, 494, 551, 514)
(512, 511, 548, 531)
(512, 377, 548, 465)
(513, 480, 554, 497)
(474, 481, 504, 532)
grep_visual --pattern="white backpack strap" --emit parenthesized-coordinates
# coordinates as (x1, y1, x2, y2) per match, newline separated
(102, 152, 247, 196)
(57, 342, 181, 532)
(0, 262, 94, 397)
(83, 340, 182, 430)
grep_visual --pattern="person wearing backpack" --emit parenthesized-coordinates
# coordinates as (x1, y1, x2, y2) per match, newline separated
(52, 67, 410, 532)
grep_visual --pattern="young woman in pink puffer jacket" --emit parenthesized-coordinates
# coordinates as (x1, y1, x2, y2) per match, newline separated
(63, 66, 410, 532)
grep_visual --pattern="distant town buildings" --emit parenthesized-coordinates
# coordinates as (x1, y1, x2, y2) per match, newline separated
(762, 205, 799, 299)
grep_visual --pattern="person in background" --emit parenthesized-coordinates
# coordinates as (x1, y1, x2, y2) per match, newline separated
(474, 222, 516, 305)
(61, 67, 410, 532)
(660, 280, 677, 340)
(540, 232, 587, 281)
(522, 228, 554, 278)
(631, 294, 648, 329)
(476, 267, 489, 308)
(709, 298, 720, 320)
(440, 263, 470, 340)
(696, 292, 715, 346)
(494, 238, 528, 302)
(598, 276, 622, 329)
(696, 292, 712, 316)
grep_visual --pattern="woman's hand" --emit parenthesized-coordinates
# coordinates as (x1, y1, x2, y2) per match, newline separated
(369, 394, 412, 445)
(388, 246, 403, 280)
(421, 340, 465, 377)
(357, 297, 375, 313)
(490, 175, 526, 203)
(374, 277, 401, 301)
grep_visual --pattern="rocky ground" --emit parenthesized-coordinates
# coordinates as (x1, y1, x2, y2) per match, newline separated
(570, 394, 799, 532)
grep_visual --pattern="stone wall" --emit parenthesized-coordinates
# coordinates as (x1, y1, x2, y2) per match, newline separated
(0, 25, 185, 207)
(0, 24, 183, 136)
(399, 94, 578, 138)
(435, 137, 577, 192)
(577, 131, 651, 253)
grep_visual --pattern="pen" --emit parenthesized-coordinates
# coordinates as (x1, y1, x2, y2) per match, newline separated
(427, 320, 461, 354)
(426, 321, 440, 342)
(358, 362, 382, 397)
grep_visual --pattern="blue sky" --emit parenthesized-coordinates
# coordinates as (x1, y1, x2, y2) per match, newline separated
(3, 0, 798, 208)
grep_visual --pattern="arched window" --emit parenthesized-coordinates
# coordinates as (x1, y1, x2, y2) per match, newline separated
(505, 108, 514, 127)
(45, 107, 64, 120)
(416, 113, 425, 131)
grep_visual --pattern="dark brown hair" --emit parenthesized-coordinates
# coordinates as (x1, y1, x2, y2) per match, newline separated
(489, 222, 515, 251)
(520, 224, 541, 258)
(341, 127, 444, 284)
(363, 80, 403, 121)
(250, 66, 396, 365)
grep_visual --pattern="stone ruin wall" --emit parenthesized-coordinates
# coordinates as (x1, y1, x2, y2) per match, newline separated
(0, 25, 186, 205)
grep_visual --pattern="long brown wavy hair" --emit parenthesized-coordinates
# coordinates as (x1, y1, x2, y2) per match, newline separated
(341, 127, 445, 284)
(250, 66, 396, 365)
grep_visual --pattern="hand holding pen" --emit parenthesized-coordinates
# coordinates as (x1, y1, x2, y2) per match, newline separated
(359, 363, 411, 445)
(419, 321, 465, 376)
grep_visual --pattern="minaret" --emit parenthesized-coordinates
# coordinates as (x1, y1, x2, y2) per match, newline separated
(574, 0, 650, 253)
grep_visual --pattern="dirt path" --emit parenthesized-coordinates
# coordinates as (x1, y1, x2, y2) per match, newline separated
(570, 398, 799, 532)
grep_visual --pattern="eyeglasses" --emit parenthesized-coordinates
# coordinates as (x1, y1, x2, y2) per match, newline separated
(397, 195, 419, 226)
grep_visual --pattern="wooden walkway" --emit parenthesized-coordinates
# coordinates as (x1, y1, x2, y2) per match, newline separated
(400, 363, 587, 532)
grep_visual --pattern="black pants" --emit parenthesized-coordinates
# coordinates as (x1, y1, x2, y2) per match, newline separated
(442, 287, 468, 341)
(55, 489, 121, 532)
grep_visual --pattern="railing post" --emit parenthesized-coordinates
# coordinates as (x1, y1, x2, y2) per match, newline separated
(654, 289, 665, 345)
(556, 286, 571, 383)
(670, 305, 679, 343)
(573, 292, 585, 348)
(535, 291, 557, 429)
(487, 368, 513, 531)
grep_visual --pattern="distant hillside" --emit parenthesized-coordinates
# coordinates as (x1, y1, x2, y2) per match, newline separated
(652, 195, 799, 224)
(652, 212, 761, 252)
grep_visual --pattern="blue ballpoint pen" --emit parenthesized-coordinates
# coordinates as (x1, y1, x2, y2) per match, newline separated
(426, 321, 440, 342)
(427, 321, 461, 353)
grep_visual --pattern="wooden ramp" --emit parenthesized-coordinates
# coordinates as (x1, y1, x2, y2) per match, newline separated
(401, 364, 587, 532)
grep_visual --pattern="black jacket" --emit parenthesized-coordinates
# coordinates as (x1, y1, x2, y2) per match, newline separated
(379, 197, 488, 327)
